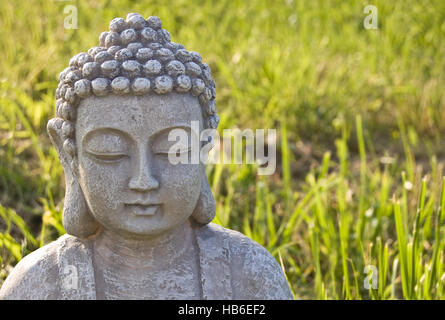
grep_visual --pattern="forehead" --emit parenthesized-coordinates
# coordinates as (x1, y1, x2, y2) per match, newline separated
(76, 93, 203, 139)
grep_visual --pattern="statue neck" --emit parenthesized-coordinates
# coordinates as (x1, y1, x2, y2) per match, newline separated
(92, 220, 195, 268)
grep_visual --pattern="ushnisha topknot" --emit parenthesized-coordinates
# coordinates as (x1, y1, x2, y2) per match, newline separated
(55, 13, 219, 157)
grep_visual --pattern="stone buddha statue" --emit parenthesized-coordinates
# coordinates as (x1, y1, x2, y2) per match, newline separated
(0, 13, 293, 300)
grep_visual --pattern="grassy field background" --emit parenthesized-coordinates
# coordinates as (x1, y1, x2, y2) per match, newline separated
(1, 0, 445, 299)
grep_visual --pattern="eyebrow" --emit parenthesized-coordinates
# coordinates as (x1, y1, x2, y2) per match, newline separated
(82, 127, 130, 145)
(82, 124, 195, 145)
(149, 124, 194, 139)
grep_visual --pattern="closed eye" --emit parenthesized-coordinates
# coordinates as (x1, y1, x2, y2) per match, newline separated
(86, 151, 128, 162)
(152, 127, 194, 155)
(155, 146, 191, 155)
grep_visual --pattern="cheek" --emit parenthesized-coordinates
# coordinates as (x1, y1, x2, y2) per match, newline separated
(78, 157, 129, 211)
(157, 159, 202, 208)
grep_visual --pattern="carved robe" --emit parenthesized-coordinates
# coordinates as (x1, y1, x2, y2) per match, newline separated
(0, 223, 293, 300)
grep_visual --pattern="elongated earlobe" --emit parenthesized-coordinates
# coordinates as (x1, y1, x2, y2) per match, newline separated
(62, 172, 100, 237)
(47, 118, 99, 238)
(191, 172, 215, 225)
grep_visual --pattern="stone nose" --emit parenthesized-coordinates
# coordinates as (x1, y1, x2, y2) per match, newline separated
(128, 147, 159, 192)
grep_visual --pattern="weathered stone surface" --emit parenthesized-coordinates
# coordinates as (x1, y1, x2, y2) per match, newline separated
(0, 223, 292, 299)
(0, 14, 293, 300)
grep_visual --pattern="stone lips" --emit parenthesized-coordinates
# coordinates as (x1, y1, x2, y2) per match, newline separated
(55, 13, 219, 157)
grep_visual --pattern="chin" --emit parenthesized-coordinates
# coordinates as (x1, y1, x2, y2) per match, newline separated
(115, 217, 187, 237)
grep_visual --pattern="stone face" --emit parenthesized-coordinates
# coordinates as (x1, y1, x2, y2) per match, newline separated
(0, 14, 293, 300)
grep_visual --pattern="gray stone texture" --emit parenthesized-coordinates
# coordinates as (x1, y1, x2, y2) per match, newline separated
(0, 13, 293, 300)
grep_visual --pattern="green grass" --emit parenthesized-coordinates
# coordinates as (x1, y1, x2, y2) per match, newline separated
(1, 0, 445, 299)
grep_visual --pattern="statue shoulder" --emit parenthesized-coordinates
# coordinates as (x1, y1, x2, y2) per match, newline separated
(0, 234, 91, 300)
(0, 236, 61, 299)
(198, 223, 294, 300)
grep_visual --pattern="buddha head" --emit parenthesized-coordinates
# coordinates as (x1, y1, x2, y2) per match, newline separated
(47, 13, 219, 239)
